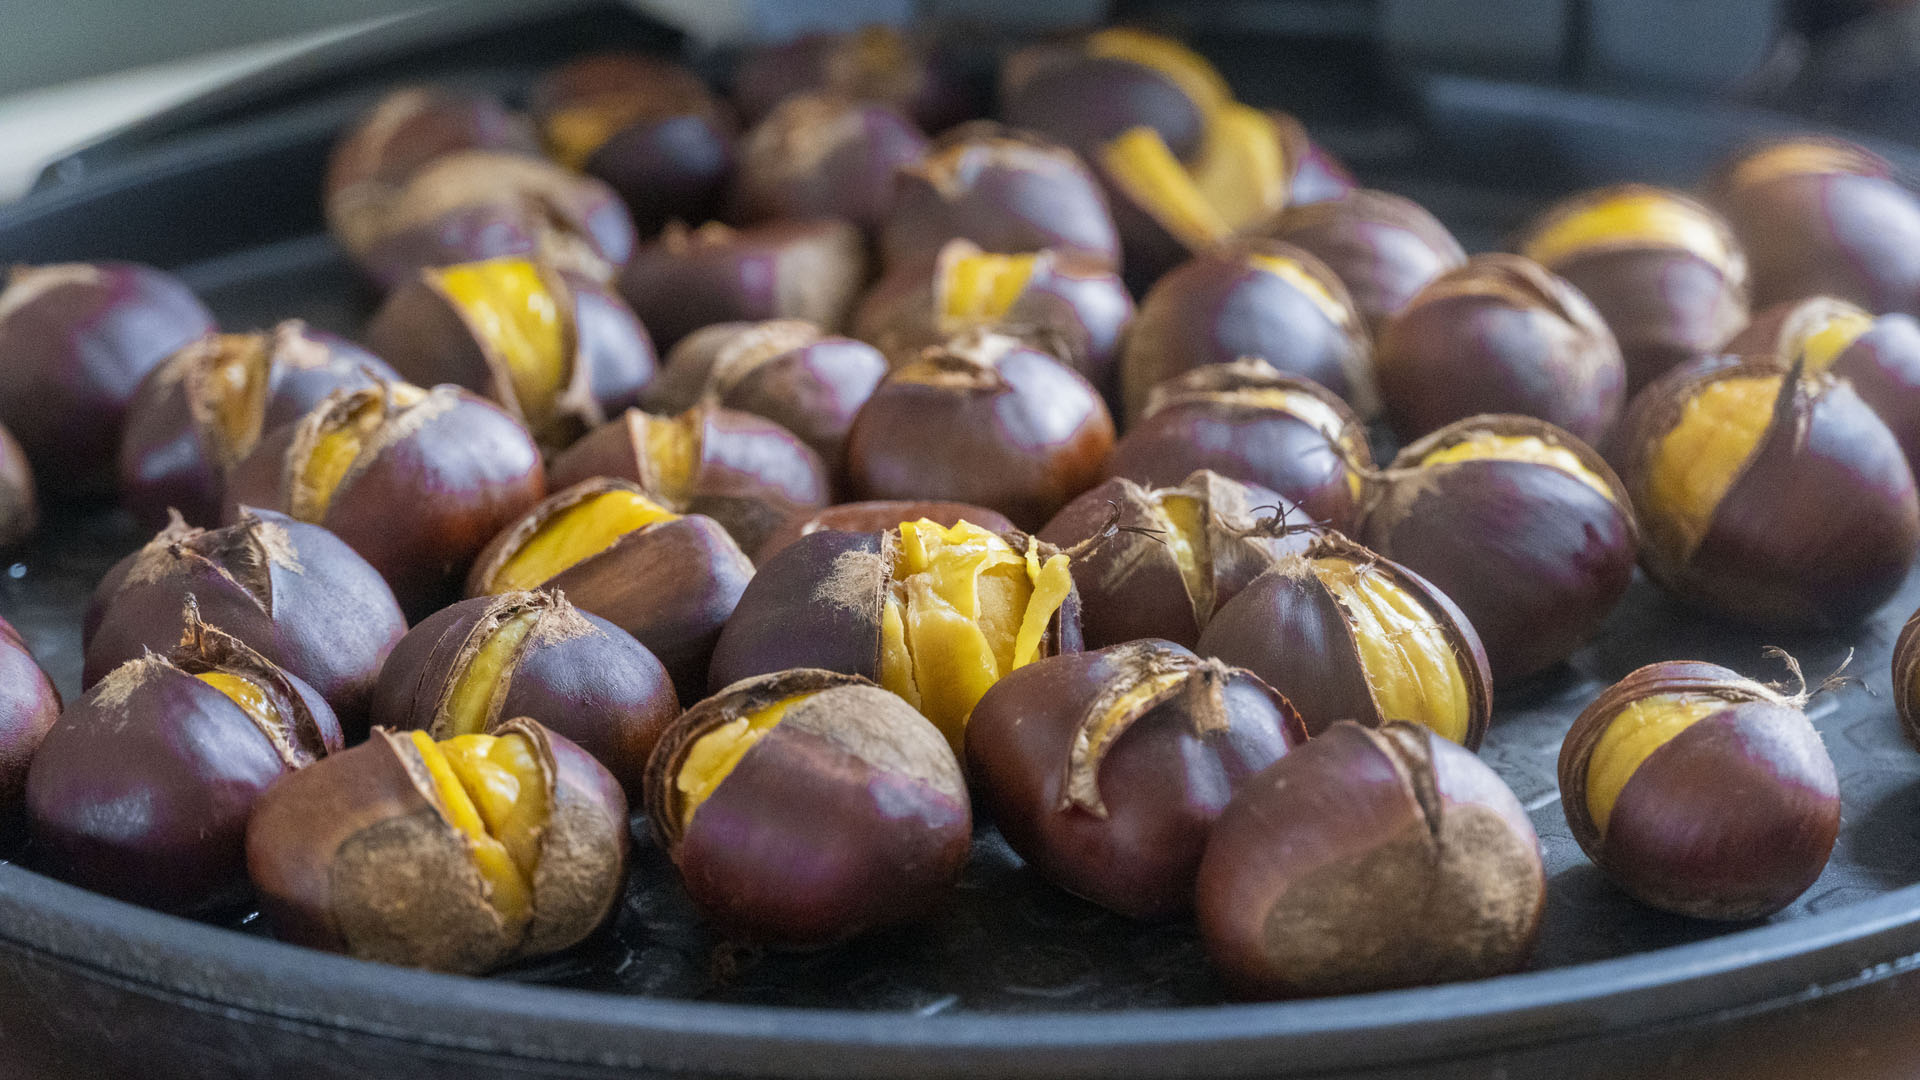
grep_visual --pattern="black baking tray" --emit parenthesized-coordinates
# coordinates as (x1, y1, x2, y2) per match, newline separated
(7, 4, 1920, 1077)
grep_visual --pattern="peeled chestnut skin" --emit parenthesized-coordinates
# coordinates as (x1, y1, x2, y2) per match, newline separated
(0, 617, 60, 828)
(966, 641, 1306, 919)
(324, 87, 539, 212)
(1197, 721, 1545, 998)
(0, 262, 217, 499)
(755, 499, 1014, 564)
(1727, 297, 1920, 470)
(725, 94, 929, 233)
(0, 422, 38, 548)
(1265, 190, 1467, 340)
(618, 220, 867, 351)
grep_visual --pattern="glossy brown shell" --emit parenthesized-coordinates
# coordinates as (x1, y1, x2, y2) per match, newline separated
(1264, 189, 1467, 340)
(618, 220, 867, 350)
(731, 26, 979, 132)
(754, 499, 1015, 565)
(0, 616, 61, 826)
(725, 93, 930, 233)
(999, 41, 1208, 164)
(324, 87, 539, 215)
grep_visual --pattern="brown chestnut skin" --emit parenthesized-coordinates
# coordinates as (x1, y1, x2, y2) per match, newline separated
(1518, 183, 1749, 393)
(117, 322, 400, 528)
(1558, 660, 1840, 921)
(1893, 608, 1920, 750)
(0, 261, 216, 499)
(465, 477, 754, 703)
(1708, 136, 1920, 315)
(845, 330, 1115, 530)
(246, 718, 627, 973)
(617, 219, 867, 351)
(646, 320, 887, 478)
(1104, 360, 1374, 533)
(222, 381, 546, 621)
(324, 87, 539, 219)
(370, 590, 678, 799)
(26, 614, 342, 913)
(547, 404, 830, 558)
(999, 30, 1221, 165)
(1376, 254, 1626, 446)
(1197, 720, 1544, 998)
(365, 257, 658, 446)
(1038, 470, 1305, 650)
(1359, 415, 1639, 685)
(754, 499, 1014, 564)
(966, 640, 1307, 919)
(1120, 242, 1373, 423)
(725, 93, 929, 233)
(1264, 190, 1467, 340)
(881, 123, 1122, 272)
(0, 421, 38, 548)
(1196, 532, 1493, 750)
(0, 616, 60, 828)
(644, 668, 970, 948)
(731, 26, 980, 133)
(1614, 353, 1920, 629)
(84, 509, 406, 738)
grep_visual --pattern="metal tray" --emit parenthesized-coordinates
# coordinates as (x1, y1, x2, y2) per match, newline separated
(6, 4, 1920, 1077)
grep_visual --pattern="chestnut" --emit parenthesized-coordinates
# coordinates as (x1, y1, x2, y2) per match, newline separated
(1893, 608, 1920, 749)
(1265, 189, 1467, 341)
(1726, 296, 1920, 469)
(1197, 720, 1544, 998)
(118, 321, 400, 528)
(617, 219, 866, 350)
(1358, 416, 1639, 685)
(1038, 469, 1305, 650)
(1518, 184, 1748, 392)
(370, 590, 677, 798)
(725, 93, 929, 233)
(731, 25, 979, 132)
(222, 380, 546, 620)
(852, 240, 1134, 393)
(0, 616, 60, 827)
(754, 499, 1014, 564)
(529, 52, 736, 236)
(880, 123, 1121, 272)
(1708, 136, 1920, 315)
(646, 319, 886, 475)
(464, 477, 753, 702)
(706, 518, 1081, 752)
(644, 668, 969, 948)
(27, 612, 342, 912)
(1104, 360, 1374, 533)
(1196, 531, 1492, 748)
(324, 87, 539, 220)
(966, 640, 1307, 919)
(1119, 241, 1372, 423)
(547, 403, 829, 557)
(84, 511, 405, 736)
(365, 256, 657, 445)
(1612, 353, 1919, 628)
(0, 421, 37, 548)
(1000, 27, 1229, 165)
(1375, 254, 1625, 446)
(247, 718, 626, 973)
(1558, 659, 1840, 920)
(0, 261, 216, 499)
(844, 329, 1115, 530)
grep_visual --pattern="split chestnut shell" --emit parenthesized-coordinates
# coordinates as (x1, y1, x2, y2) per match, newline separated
(1263, 188, 1467, 340)
(755, 499, 1014, 564)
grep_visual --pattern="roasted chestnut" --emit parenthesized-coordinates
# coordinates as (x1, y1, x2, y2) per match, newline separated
(546, 403, 829, 557)
(464, 477, 753, 702)
(644, 668, 969, 947)
(1104, 360, 1373, 533)
(1518, 184, 1748, 392)
(1000, 27, 1229, 164)
(370, 590, 678, 797)
(0, 261, 216, 498)
(324, 87, 539, 222)
(617, 219, 866, 350)
(754, 499, 1014, 564)
(1038, 470, 1304, 649)
(366, 256, 657, 444)
(845, 329, 1115, 530)
(222, 380, 546, 620)
(118, 321, 399, 527)
(1197, 532, 1492, 748)
(1613, 354, 1919, 628)
(1558, 659, 1840, 920)
(1359, 416, 1638, 685)
(1263, 189, 1466, 340)
(881, 124, 1121, 272)
(1893, 608, 1920, 749)
(1375, 254, 1625, 445)
(0, 421, 37, 548)
(84, 509, 407, 737)
(1119, 242, 1371, 422)
(1197, 720, 1544, 997)
(1708, 136, 1920, 315)
(966, 640, 1306, 919)
(247, 718, 626, 973)
(27, 612, 342, 912)
(725, 93, 928, 233)
(530, 52, 736, 236)
(1726, 296, 1920, 469)
(732, 25, 979, 132)
(646, 319, 887, 475)
(0, 617, 60, 827)
(706, 518, 1080, 751)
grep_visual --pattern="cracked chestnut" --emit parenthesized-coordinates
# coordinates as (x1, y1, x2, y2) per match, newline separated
(617, 219, 866, 350)
(1893, 609, 1920, 749)
(324, 87, 539, 221)
(1000, 28, 1226, 164)
(1264, 189, 1466, 340)
(731, 25, 980, 132)
(725, 93, 928, 233)
(754, 499, 1013, 564)
(1726, 296, 1920, 470)
(0, 617, 60, 829)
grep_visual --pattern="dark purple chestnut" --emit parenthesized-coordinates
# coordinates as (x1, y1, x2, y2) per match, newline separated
(999, 28, 1230, 165)
(754, 499, 1014, 563)
(731, 25, 980, 132)
(617, 219, 866, 351)
(845, 329, 1115, 530)
(324, 87, 539, 220)
(1726, 295, 1920, 470)
(725, 93, 928, 233)
(1559, 659, 1840, 920)
(0, 421, 37, 548)
(0, 617, 60, 827)
(1265, 189, 1467, 341)
(1358, 416, 1639, 685)
(966, 640, 1306, 919)
(0, 262, 216, 499)
(26, 613, 341, 912)
(1197, 720, 1544, 998)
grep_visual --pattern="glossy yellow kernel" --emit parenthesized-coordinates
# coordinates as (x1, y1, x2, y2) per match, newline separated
(1311, 557, 1471, 745)
(940, 251, 1039, 322)
(410, 731, 536, 929)
(542, 100, 646, 171)
(675, 693, 810, 833)
(297, 396, 387, 521)
(1584, 695, 1725, 835)
(1085, 27, 1232, 119)
(488, 490, 681, 593)
(641, 412, 700, 503)
(444, 610, 540, 736)
(196, 671, 280, 730)
(434, 258, 570, 425)
(1799, 308, 1874, 376)
(1524, 190, 1734, 271)
(1728, 142, 1863, 190)
(1645, 375, 1781, 557)
(1155, 493, 1210, 608)
(1420, 433, 1613, 500)
(1190, 103, 1285, 232)
(1102, 127, 1234, 252)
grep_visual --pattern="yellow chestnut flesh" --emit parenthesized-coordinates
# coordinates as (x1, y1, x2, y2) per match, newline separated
(1420, 433, 1614, 500)
(1728, 142, 1865, 190)
(1645, 375, 1781, 557)
(1310, 557, 1471, 745)
(544, 99, 649, 171)
(196, 671, 281, 731)
(1799, 308, 1875, 376)
(640, 412, 700, 503)
(443, 610, 540, 736)
(941, 252, 1039, 322)
(434, 258, 570, 424)
(1584, 694, 1726, 834)
(1153, 493, 1210, 607)
(488, 490, 682, 593)
(1245, 254, 1351, 328)
(1189, 104, 1285, 231)
(673, 692, 810, 833)
(409, 730, 547, 931)
(1102, 128, 1234, 251)
(295, 394, 394, 521)
(203, 337, 269, 451)
(1085, 27, 1232, 119)
(1524, 191, 1735, 271)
